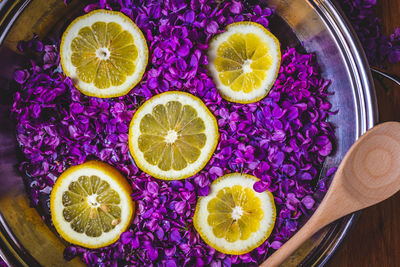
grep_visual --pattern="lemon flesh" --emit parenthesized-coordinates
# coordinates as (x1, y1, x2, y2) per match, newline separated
(208, 22, 281, 103)
(139, 102, 206, 171)
(207, 186, 264, 242)
(62, 175, 122, 237)
(194, 173, 276, 255)
(50, 161, 134, 249)
(71, 22, 138, 89)
(60, 10, 148, 98)
(129, 91, 219, 180)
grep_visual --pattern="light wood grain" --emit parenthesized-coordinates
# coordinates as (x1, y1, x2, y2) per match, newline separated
(262, 122, 400, 267)
(328, 1, 400, 266)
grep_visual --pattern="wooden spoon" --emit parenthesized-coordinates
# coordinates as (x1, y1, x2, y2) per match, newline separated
(262, 121, 400, 267)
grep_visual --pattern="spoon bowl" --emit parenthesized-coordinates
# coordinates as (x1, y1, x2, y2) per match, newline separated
(262, 121, 400, 267)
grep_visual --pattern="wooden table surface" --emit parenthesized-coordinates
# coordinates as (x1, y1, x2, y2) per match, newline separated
(328, 1, 400, 266)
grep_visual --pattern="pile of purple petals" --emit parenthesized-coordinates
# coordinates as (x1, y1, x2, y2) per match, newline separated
(336, 0, 400, 65)
(12, 0, 337, 266)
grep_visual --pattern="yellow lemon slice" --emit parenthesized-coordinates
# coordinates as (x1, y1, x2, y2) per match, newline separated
(129, 91, 219, 180)
(50, 161, 134, 249)
(193, 173, 276, 255)
(208, 21, 281, 103)
(60, 9, 148, 98)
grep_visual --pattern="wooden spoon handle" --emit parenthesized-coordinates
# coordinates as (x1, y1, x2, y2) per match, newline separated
(261, 213, 324, 267)
(262, 121, 400, 267)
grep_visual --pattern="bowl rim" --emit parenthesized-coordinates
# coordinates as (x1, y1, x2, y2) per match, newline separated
(299, 0, 378, 265)
(0, 0, 378, 266)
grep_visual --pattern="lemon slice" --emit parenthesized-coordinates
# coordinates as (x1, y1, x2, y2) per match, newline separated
(193, 173, 276, 255)
(129, 91, 219, 180)
(50, 161, 134, 249)
(208, 21, 281, 103)
(60, 9, 148, 98)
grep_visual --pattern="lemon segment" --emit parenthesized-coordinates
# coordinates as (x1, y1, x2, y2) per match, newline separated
(50, 161, 134, 249)
(208, 21, 281, 103)
(60, 10, 148, 98)
(193, 173, 276, 255)
(129, 91, 219, 180)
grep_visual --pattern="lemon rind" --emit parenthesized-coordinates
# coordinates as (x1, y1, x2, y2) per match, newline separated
(60, 9, 149, 98)
(128, 91, 219, 180)
(50, 161, 134, 249)
(193, 173, 276, 255)
(208, 21, 281, 104)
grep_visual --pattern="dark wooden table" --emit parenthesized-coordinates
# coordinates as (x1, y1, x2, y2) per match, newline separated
(328, 1, 400, 266)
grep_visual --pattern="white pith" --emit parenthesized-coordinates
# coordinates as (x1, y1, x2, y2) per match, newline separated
(52, 167, 132, 247)
(165, 130, 178, 143)
(208, 23, 281, 103)
(242, 59, 252, 74)
(130, 92, 219, 180)
(232, 206, 244, 220)
(96, 47, 111, 60)
(60, 11, 148, 97)
(195, 174, 275, 253)
(86, 194, 99, 207)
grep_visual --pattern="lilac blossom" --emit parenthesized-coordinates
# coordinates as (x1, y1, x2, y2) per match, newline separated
(337, 0, 400, 65)
(11, 0, 340, 266)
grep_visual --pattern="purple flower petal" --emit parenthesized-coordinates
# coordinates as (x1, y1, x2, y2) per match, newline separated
(254, 181, 269, 193)
(147, 181, 159, 195)
(11, 1, 341, 265)
(206, 21, 219, 34)
(302, 195, 315, 209)
(229, 1, 243, 14)
(170, 229, 181, 242)
(63, 246, 77, 261)
(14, 70, 30, 84)
(270, 241, 282, 249)
(174, 201, 186, 214)
(184, 10, 195, 23)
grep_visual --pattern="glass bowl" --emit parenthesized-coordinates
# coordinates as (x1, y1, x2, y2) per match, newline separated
(0, 0, 377, 266)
